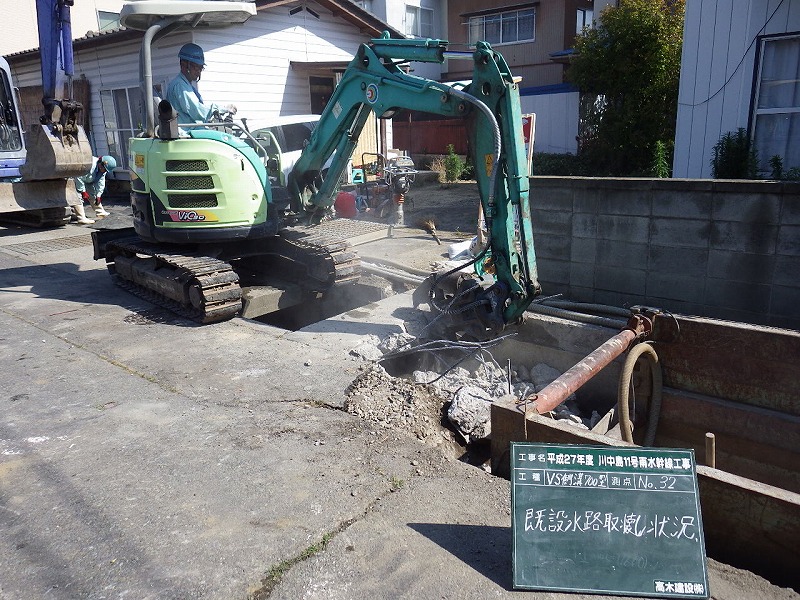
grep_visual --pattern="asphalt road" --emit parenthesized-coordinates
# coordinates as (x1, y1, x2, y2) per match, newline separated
(0, 209, 796, 600)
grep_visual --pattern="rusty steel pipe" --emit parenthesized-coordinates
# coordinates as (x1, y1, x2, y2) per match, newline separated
(529, 327, 639, 415)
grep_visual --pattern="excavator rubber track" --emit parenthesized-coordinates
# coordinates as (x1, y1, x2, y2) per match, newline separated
(0, 207, 72, 228)
(276, 226, 362, 289)
(102, 226, 361, 324)
(104, 237, 243, 324)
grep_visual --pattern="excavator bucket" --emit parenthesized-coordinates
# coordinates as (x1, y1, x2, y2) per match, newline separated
(18, 123, 93, 181)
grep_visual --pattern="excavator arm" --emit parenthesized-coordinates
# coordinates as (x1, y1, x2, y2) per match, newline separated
(289, 33, 540, 335)
(17, 0, 93, 181)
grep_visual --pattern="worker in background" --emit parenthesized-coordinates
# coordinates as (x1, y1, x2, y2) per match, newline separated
(72, 155, 116, 225)
(166, 43, 236, 126)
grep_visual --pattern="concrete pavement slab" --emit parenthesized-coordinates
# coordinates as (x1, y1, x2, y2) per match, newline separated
(0, 221, 796, 600)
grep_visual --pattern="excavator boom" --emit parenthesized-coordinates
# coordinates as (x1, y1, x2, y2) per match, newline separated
(290, 34, 540, 333)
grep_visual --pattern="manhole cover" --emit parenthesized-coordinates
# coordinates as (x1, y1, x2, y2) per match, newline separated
(0, 234, 93, 256)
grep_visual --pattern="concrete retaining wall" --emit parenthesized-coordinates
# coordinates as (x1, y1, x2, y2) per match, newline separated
(529, 177, 800, 330)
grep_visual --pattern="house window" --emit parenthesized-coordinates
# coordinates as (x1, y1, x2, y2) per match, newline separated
(405, 5, 434, 38)
(752, 34, 800, 174)
(468, 8, 534, 46)
(577, 8, 593, 34)
(353, 0, 372, 11)
(98, 11, 120, 31)
(100, 84, 162, 169)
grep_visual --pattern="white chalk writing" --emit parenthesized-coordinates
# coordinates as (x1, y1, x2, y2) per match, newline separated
(523, 508, 699, 541)
(516, 451, 691, 472)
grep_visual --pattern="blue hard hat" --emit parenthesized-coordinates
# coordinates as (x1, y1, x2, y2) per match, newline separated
(179, 43, 205, 66)
(100, 155, 117, 171)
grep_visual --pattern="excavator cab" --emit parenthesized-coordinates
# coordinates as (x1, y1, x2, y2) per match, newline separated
(120, 1, 272, 245)
(0, 57, 25, 177)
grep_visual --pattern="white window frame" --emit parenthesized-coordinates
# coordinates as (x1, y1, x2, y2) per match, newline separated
(97, 10, 120, 32)
(468, 8, 535, 46)
(576, 8, 593, 34)
(100, 84, 162, 169)
(405, 5, 434, 38)
(751, 33, 800, 173)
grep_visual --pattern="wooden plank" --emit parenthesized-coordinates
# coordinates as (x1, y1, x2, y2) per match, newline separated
(696, 465, 800, 590)
(653, 314, 800, 416)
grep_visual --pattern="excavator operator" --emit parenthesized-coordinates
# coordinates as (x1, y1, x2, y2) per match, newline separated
(166, 43, 236, 127)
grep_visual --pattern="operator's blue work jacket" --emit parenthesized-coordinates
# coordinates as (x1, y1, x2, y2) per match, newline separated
(74, 157, 107, 199)
(166, 73, 218, 126)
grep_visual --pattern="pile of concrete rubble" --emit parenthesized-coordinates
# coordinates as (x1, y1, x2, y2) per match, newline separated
(345, 332, 599, 450)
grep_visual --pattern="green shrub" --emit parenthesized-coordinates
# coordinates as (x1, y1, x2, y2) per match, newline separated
(443, 144, 466, 184)
(785, 167, 800, 181)
(768, 155, 800, 181)
(531, 152, 585, 176)
(769, 155, 784, 180)
(711, 128, 758, 179)
(651, 140, 671, 178)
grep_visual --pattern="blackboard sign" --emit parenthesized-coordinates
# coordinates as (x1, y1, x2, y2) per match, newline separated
(511, 443, 709, 598)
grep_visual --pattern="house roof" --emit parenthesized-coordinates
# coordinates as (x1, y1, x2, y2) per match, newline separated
(258, 0, 402, 38)
(5, 0, 402, 62)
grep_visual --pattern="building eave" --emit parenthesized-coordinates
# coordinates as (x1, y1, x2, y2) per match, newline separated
(6, 0, 402, 65)
(257, 0, 403, 38)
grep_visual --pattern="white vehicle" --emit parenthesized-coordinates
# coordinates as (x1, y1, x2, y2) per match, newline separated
(249, 114, 322, 187)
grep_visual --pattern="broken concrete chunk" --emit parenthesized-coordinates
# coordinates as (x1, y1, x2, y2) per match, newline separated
(447, 385, 492, 442)
(377, 332, 415, 354)
(412, 370, 438, 384)
(529, 363, 562, 388)
(513, 381, 536, 399)
(349, 334, 383, 361)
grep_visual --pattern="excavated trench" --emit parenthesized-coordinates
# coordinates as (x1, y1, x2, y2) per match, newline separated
(263, 263, 636, 470)
(254, 274, 408, 330)
(342, 311, 630, 469)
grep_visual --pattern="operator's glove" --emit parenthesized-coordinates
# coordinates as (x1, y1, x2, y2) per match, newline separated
(81, 191, 90, 202)
(223, 104, 237, 116)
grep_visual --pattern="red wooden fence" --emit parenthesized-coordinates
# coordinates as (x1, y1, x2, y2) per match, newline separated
(392, 118, 468, 155)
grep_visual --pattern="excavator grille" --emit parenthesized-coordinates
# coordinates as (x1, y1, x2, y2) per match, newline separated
(166, 159, 209, 171)
(168, 194, 218, 208)
(166, 175, 214, 190)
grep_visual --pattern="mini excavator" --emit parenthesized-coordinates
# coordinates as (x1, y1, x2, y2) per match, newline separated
(94, 1, 540, 336)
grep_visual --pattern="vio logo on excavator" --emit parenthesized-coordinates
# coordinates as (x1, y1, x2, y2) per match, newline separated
(163, 210, 217, 223)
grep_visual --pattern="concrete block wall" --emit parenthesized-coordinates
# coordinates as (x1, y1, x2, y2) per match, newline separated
(529, 177, 800, 330)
